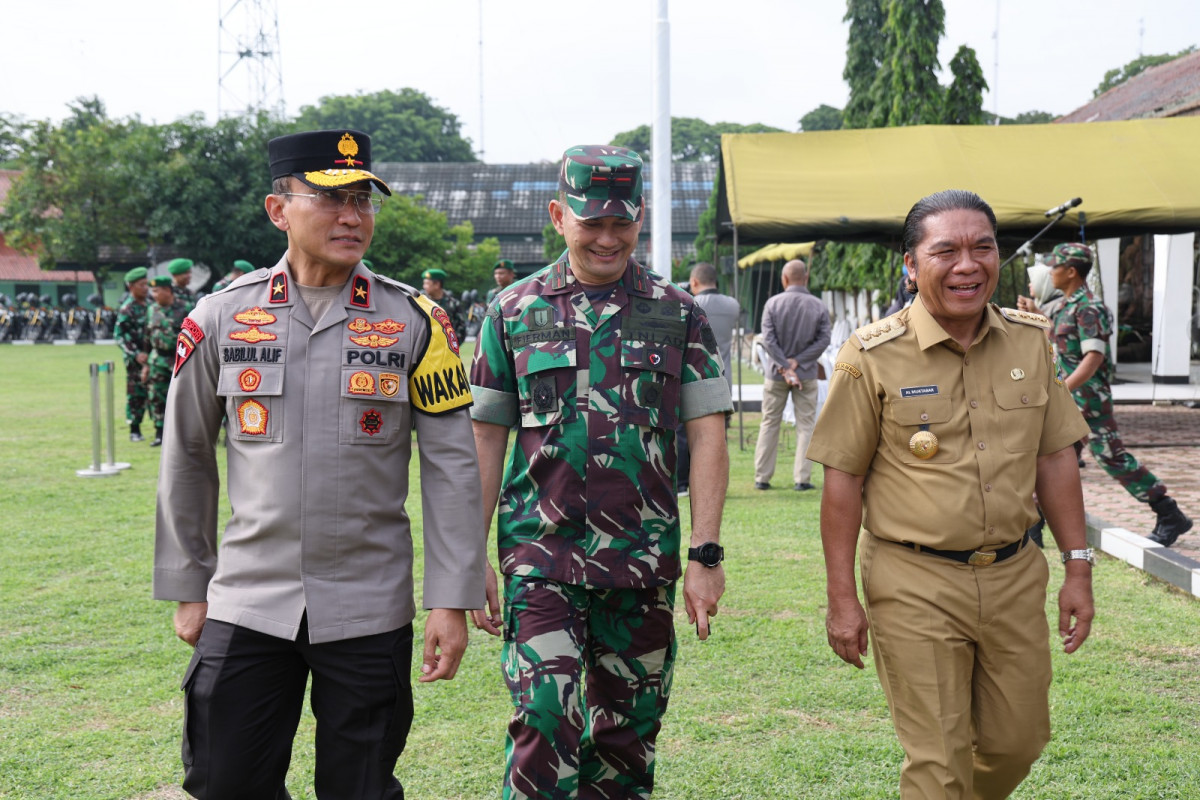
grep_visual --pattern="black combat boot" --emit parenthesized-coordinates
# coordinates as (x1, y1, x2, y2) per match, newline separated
(130, 423, 144, 443)
(1147, 496, 1193, 547)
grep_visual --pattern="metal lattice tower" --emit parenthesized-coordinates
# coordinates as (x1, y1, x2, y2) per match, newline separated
(217, 0, 285, 119)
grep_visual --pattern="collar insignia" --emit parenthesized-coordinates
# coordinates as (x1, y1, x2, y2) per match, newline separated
(351, 275, 371, 308)
(269, 273, 288, 304)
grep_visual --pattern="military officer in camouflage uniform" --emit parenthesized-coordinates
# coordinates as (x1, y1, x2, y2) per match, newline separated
(167, 258, 196, 310)
(1047, 242, 1193, 546)
(470, 145, 732, 799)
(142, 276, 190, 446)
(114, 266, 151, 441)
(211, 259, 255, 293)
(486, 259, 517, 305)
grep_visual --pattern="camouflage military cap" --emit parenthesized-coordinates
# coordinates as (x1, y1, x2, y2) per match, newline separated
(494, 259, 514, 271)
(233, 259, 255, 273)
(167, 258, 193, 275)
(124, 266, 148, 285)
(1046, 243, 1093, 269)
(151, 275, 172, 288)
(557, 145, 644, 221)
(422, 268, 447, 283)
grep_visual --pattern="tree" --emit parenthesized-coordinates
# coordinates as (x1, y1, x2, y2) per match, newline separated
(366, 193, 500, 291)
(294, 88, 477, 163)
(1093, 47, 1196, 97)
(799, 105, 844, 132)
(0, 97, 152, 281)
(0, 113, 27, 168)
(542, 221, 566, 264)
(943, 45, 988, 125)
(872, 0, 946, 127)
(609, 117, 784, 162)
(143, 112, 296, 278)
(842, 0, 887, 129)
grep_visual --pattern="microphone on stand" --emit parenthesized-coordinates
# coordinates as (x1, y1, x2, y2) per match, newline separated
(1044, 197, 1082, 217)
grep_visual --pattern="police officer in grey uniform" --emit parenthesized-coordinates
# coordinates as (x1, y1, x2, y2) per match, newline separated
(154, 129, 486, 799)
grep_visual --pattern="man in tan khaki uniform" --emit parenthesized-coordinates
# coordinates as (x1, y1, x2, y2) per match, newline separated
(808, 190, 1094, 799)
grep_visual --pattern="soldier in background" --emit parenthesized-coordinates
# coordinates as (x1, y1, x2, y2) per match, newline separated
(470, 145, 731, 799)
(210, 259, 255, 293)
(421, 268, 465, 344)
(1046, 242, 1193, 546)
(142, 276, 189, 446)
(167, 258, 196, 310)
(486, 258, 517, 305)
(113, 266, 151, 442)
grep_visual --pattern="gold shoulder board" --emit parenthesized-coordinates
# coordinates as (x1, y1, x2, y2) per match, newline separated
(1000, 307, 1051, 330)
(853, 318, 907, 351)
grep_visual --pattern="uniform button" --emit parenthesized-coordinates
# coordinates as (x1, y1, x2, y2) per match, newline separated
(970, 400, 978, 408)
(920, 413, 929, 422)
(978, 442, 986, 450)
(1021, 395, 1030, 404)
(964, 358, 971, 365)
(988, 526, 995, 534)
(984, 483, 992, 492)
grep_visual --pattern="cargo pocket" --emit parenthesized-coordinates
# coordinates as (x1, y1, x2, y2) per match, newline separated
(219, 364, 284, 443)
(180, 647, 203, 767)
(514, 344, 576, 428)
(380, 626, 415, 761)
(620, 341, 682, 429)
(994, 383, 1048, 452)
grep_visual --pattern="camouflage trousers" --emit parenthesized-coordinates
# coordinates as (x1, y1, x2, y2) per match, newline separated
(1075, 383, 1165, 504)
(123, 357, 148, 426)
(147, 352, 173, 434)
(502, 575, 677, 800)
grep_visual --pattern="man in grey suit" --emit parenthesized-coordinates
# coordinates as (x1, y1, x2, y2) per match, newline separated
(754, 259, 831, 492)
(676, 262, 739, 495)
(154, 129, 486, 799)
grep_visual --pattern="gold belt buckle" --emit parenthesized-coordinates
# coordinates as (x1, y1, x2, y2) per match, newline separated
(968, 550, 997, 566)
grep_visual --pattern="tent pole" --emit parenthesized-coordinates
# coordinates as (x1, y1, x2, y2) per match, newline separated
(732, 226, 744, 451)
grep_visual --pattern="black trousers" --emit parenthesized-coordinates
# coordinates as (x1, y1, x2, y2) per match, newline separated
(180, 617, 413, 800)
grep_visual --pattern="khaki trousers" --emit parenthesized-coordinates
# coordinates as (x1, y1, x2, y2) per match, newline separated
(754, 378, 818, 485)
(860, 533, 1052, 800)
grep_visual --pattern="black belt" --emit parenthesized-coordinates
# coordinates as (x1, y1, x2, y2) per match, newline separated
(895, 531, 1030, 566)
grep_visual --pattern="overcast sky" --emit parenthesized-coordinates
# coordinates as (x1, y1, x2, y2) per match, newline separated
(4, 0, 1197, 164)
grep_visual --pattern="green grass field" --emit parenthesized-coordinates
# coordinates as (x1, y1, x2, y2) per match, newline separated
(2, 344, 1198, 799)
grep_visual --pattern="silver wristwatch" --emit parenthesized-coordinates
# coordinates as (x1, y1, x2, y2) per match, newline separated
(1061, 548, 1096, 565)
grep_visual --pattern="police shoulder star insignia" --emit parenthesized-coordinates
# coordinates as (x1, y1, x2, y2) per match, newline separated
(854, 318, 906, 350)
(1000, 307, 1051, 329)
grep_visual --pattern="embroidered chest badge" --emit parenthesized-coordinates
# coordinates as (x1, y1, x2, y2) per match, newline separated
(359, 409, 383, 436)
(237, 399, 268, 435)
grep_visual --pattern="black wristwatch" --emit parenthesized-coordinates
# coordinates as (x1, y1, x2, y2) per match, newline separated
(687, 542, 725, 567)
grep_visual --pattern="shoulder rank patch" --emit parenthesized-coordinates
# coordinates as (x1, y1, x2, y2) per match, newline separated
(854, 318, 906, 350)
(1000, 307, 1051, 329)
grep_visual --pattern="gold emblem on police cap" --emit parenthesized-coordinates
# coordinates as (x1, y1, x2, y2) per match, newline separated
(909, 430, 939, 459)
(1010, 368, 1025, 380)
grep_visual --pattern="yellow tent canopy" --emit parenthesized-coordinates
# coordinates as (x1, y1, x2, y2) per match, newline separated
(717, 117, 1200, 244)
(737, 242, 816, 268)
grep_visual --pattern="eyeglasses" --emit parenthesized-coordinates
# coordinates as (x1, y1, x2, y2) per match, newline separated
(277, 189, 385, 216)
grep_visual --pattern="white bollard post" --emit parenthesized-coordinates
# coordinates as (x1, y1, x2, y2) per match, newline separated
(101, 360, 131, 471)
(78, 363, 119, 477)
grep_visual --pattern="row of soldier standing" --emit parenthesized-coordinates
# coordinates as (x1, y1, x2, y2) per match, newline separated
(147, 127, 1177, 800)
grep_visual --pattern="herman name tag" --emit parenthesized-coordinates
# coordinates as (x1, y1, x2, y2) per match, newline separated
(899, 385, 938, 398)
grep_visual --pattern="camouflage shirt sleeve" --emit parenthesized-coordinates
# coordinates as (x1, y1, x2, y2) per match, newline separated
(469, 305, 519, 427)
(679, 303, 733, 422)
(1076, 304, 1110, 355)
